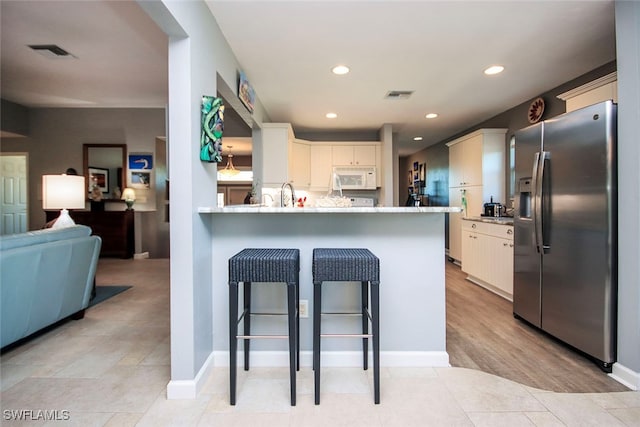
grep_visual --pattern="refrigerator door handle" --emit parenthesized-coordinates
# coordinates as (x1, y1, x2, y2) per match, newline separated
(532, 152, 542, 253)
(535, 151, 551, 253)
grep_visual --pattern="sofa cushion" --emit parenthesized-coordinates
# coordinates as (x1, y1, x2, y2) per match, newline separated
(0, 225, 92, 251)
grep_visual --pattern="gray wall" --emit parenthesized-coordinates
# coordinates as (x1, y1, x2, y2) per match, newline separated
(614, 0, 640, 383)
(1, 99, 29, 136)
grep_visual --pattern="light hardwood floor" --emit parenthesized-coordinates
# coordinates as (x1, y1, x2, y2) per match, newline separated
(445, 260, 629, 393)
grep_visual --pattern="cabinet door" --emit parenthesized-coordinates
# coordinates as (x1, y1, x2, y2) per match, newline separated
(449, 142, 464, 187)
(492, 236, 514, 296)
(261, 125, 291, 184)
(289, 141, 310, 187)
(462, 135, 483, 186)
(461, 228, 478, 274)
(353, 145, 376, 166)
(332, 145, 354, 166)
(462, 185, 483, 218)
(310, 145, 333, 190)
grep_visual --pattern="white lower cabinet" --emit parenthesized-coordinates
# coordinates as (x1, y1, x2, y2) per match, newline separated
(461, 220, 514, 300)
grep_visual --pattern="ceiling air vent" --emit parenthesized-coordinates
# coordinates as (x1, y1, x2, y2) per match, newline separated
(28, 44, 75, 59)
(385, 90, 414, 100)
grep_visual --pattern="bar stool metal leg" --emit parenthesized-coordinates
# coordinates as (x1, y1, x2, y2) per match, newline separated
(313, 280, 322, 404)
(372, 280, 380, 404)
(361, 281, 369, 370)
(296, 278, 300, 371)
(243, 281, 251, 371)
(229, 280, 239, 406)
(287, 282, 297, 406)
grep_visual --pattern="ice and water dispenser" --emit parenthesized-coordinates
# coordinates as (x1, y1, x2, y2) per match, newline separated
(518, 178, 532, 219)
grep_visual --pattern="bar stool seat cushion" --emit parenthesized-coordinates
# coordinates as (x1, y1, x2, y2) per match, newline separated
(312, 248, 379, 282)
(230, 248, 299, 283)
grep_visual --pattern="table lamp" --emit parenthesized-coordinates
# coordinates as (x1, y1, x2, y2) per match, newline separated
(121, 187, 136, 210)
(42, 174, 86, 229)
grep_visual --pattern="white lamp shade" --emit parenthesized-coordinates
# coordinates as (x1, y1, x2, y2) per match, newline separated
(121, 187, 136, 201)
(42, 175, 86, 210)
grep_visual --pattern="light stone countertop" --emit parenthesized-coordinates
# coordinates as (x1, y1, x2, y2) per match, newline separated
(198, 205, 462, 214)
(463, 216, 514, 225)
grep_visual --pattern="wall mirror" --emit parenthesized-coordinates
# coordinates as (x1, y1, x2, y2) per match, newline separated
(83, 143, 126, 201)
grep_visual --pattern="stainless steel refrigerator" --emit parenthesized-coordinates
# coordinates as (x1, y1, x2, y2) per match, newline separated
(513, 100, 617, 371)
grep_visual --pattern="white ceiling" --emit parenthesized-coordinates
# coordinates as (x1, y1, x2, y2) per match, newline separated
(1, 1, 616, 156)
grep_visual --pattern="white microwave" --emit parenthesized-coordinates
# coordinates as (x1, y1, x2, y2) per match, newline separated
(333, 167, 377, 190)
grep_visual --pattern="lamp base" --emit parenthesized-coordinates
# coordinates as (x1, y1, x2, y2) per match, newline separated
(51, 209, 76, 229)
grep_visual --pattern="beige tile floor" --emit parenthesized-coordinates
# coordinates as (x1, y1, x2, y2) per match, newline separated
(1, 258, 638, 426)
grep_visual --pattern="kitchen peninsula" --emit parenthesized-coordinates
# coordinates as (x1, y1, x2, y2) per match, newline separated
(199, 205, 460, 368)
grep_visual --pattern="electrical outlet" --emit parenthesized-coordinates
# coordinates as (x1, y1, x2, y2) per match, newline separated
(299, 300, 308, 318)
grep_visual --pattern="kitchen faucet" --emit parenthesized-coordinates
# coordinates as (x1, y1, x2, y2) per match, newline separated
(280, 182, 296, 207)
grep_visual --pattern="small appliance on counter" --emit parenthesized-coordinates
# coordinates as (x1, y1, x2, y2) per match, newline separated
(482, 196, 503, 217)
(349, 197, 375, 207)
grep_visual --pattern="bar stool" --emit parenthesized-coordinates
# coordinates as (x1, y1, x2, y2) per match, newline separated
(312, 248, 380, 404)
(228, 248, 300, 406)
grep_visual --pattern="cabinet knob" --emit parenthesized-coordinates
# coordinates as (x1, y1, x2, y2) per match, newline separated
(507, 229, 513, 235)
(509, 244, 514, 248)
(471, 223, 476, 229)
(503, 242, 508, 247)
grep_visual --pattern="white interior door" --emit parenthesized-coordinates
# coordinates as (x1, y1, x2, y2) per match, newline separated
(0, 154, 28, 235)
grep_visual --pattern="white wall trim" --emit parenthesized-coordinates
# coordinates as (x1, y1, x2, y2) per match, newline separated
(166, 351, 215, 399)
(212, 350, 450, 368)
(610, 363, 640, 391)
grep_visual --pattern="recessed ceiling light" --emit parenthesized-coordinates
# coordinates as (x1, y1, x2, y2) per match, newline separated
(425, 113, 438, 119)
(326, 112, 337, 119)
(332, 65, 350, 75)
(484, 65, 504, 75)
(413, 136, 423, 141)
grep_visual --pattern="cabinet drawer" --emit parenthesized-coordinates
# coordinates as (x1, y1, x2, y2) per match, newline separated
(462, 220, 514, 240)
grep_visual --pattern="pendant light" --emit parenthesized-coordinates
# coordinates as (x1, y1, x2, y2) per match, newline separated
(219, 145, 240, 177)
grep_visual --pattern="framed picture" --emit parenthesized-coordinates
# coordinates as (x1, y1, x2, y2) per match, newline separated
(238, 71, 255, 113)
(130, 171, 151, 189)
(413, 161, 419, 171)
(88, 167, 109, 193)
(128, 154, 153, 170)
(419, 163, 426, 181)
(408, 170, 413, 186)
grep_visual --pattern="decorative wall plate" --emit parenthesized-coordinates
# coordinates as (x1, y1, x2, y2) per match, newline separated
(528, 97, 545, 123)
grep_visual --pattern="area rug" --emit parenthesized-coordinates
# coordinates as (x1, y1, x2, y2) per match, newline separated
(89, 285, 132, 308)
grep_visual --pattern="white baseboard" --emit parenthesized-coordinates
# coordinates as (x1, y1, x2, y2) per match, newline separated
(166, 351, 215, 399)
(134, 251, 150, 260)
(212, 350, 450, 368)
(466, 275, 513, 302)
(610, 362, 640, 391)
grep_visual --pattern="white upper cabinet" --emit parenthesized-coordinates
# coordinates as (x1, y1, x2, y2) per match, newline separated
(447, 128, 507, 201)
(332, 145, 376, 166)
(557, 72, 617, 113)
(448, 134, 483, 187)
(257, 124, 381, 191)
(289, 140, 310, 188)
(309, 145, 333, 190)
(260, 123, 295, 185)
(447, 128, 507, 264)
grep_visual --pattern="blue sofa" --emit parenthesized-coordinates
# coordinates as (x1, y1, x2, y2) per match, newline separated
(1, 225, 101, 348)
